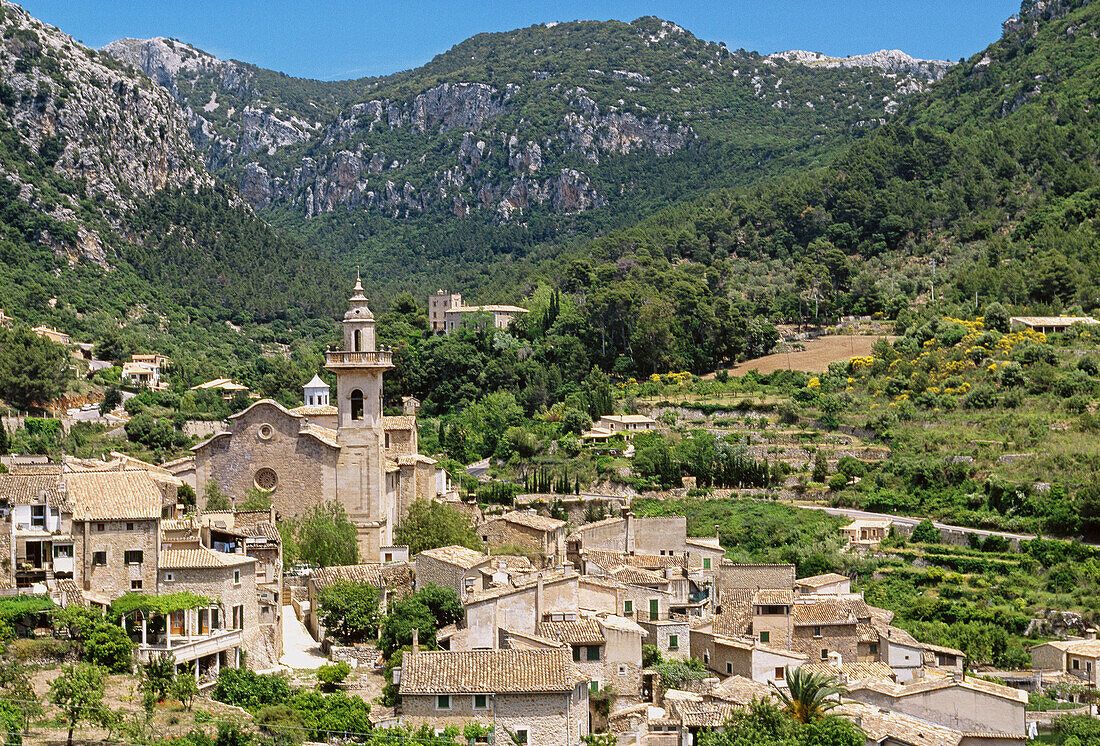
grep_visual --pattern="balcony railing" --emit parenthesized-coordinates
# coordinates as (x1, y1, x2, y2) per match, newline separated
(324, 350, 393, 367)
(137, 629, 243, 663)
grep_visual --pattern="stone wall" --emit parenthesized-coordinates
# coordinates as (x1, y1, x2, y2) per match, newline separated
(401, 688, 588, 746)
(717, 563, 795, 593)
(74, 518, 159, 597)
(791, 623, 858, 664)
(639, 619, 689, 661)
(330, 645, 380, 668)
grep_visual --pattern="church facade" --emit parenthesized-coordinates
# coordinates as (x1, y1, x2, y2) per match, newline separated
(188, 278, 449, 560)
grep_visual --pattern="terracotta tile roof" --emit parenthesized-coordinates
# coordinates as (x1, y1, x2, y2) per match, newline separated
(300, 423, 340, 449)
(792, 596, 869, 625)
(160, 545, 256, 569)
(290, 404, 338, 417)
(801, 659, 896, 683)
(849, 675, 1027, 704)
(418, 545, 488, 569)
(7, 463, 62, 475)
(857, 623, 879, 643)
(835, 702, 962, 746)
(796, 572, 849, 587)
(1037, 638, 1100, 657)
(609, 565, 669, 586)
(466, 568, 577, 604)
(161, 517, 197, 534)
(65, 471, 165, 520)
(536, 618, 605, 645)
(54, 578, 84, 607)
(673, 699, 738, 727)
(397, 454, 437, 466)
(587, 549, 686, 570)
(493, 510, 566, 532)
(381, 415, 417, 430)
(0, 473, 66, 507)
(310, 563, 384, 590)
(400, 649, 585, 694)
(708, 675, 777, 705)
(753, 589, 794, 605)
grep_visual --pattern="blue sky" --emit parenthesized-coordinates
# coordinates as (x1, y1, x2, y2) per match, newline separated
(19, 1, 1023, 81)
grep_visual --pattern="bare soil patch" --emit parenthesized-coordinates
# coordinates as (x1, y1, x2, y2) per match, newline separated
(720, 335, 894, 376)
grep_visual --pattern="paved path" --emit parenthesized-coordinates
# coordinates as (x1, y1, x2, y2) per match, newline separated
(795, 504, 1043, 543)
(279, 605, 326, 670)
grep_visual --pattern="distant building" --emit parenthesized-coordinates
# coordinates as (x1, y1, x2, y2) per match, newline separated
(122, 355, 170, 390)
(444, 304, 529, 334)
(429, 290, 463, 334)
(584, 415, 658, 440)
(1010, 316, 1099, 334)
(0, 308, 13, 328)
(32, 325, 70, 346)
(841, 519, 892, 547)
(189, 378, 250, 400)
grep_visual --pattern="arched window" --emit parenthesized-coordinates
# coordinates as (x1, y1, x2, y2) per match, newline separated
(354, 329, 362, 352)
(350, 389, 364, 421)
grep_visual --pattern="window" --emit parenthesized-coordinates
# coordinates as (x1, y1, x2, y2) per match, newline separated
(813, 626, 822, 638)
(96, 523, 105, 532)
(589, 681, 600, 694)
(704, 652, 709, 665)
(726, 662, 733, 674)
(92, 551, 107, 566)
(703, 558, 712, 570)
(514, 730, 528, 745)
(623, 600, 633, 615)
(165, 572, 174, 582)
(573, 646, 581, 662)
(869, 643, 879, 656)
(385, 552, 393, 563)
(759, 631, 769, 644)
(436, 694, 451, 710)
(354, 329, 362, 352)
(126, 522, 134, 531)
(124, 550, 143, 565)
(131, 580, 142, 590)
(199, 609, 209, 634)
(233, 605, 244, 630)
(821, 649, 829, 660)
(618, 664, 627, 676)
(31, 505, 46, 528)
(474, 694, 488, 710)
(668, 635, 679, 650)
(586, 645, 601, 661)
(1073, 659, 1080, 670)
(211, 608, 221, 629)
(775, 667, 785, 680)
(53, 544, 73, 558)
(350, 389, 364, 421)
(233, 569, 241, 585)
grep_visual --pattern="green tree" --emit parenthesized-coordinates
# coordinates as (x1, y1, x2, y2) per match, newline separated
(0, 418, 9, 455)
(317, 581, 381, 644)
(83, 618, 135, 672)
(394, 499, 481, 555)
(771, 666, 845, 723)
(811, 452, 828, 483)
(316, 661, 352, 692)
(0, 326, 72, 411)
(99, 386, 123, 416)
(297, 501, 359, 567)
(910, 519, 941, 544)
(238, 488, 273, 511)
(982, 303, 1010, 333)
(49, 663, 106, 746)
(174, 669, 199, 711)
(378, 585, 463, 658)
(204, 480, 231, 511)
(141, 653, 177, 703)
(0, 661, 42, 735)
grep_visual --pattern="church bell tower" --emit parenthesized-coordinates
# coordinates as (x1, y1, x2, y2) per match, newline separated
(325, 274, 395, 559)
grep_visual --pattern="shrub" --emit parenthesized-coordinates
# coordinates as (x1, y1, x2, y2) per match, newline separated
(910, 519, 941, 544)
(828, 474, 848, 491)
(962, 384, 998, 409)
(316, 662, 351, 691)
(213, 668, 292, 711)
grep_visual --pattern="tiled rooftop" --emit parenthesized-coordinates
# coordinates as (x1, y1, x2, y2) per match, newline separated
(536, 618, 605, 645)
(493, 510, 566, 532)
(400, 649, 585, 694)
(418, 545, 488, 569)
(66, 471, 165, 520)
(160, 545, 256, 569)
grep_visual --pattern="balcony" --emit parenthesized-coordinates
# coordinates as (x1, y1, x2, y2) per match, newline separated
(137, 629, 243, 664)
(324, 350, 394, 369)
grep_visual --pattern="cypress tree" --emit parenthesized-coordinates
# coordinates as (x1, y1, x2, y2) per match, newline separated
(0, 417, 8, 455)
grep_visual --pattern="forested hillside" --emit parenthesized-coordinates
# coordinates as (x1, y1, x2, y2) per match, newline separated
(0, 1, 347, 381)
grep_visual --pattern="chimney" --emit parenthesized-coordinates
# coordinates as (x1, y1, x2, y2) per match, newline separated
(411, 628, 419, 653)
(1086, 628, 1097, 641)
(951, 669, 964, 683)
(535, 572, 544, 623)
(625, 511, 635, 554)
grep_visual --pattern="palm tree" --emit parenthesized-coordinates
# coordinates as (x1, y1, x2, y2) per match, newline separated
(770, 665, 846, 723)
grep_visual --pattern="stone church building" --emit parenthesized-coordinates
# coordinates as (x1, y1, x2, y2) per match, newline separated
(183, 278, 449, 560)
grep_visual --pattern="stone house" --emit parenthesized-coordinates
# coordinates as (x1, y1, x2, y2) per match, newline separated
(429, 290, 463, 334)
(1030, 638, 1100, 686)
(841, 518, 892, 547)
(479, 511, 567, 567)
(443, 304, 529, 334)
(0, 467, 72, 590)
(463, 569, 580, 649)
(399, 648, 590, 746)
(416, 545, 491, 598)
(536, 614, 646, 705)
(847, 674, 1028, 737)
(155, 544, 265, 678)
(32, 325, 70, 345)
(716, 562, 795, 597)
(795, 572, 850, 595)
(688, 623, 806, 685)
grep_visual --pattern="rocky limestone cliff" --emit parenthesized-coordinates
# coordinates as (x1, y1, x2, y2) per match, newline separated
(103, 19, 949, 223)
(0, 3, 213, 265)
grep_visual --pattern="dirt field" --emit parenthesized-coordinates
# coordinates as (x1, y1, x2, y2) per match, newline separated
(721, 335, 894, 376)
